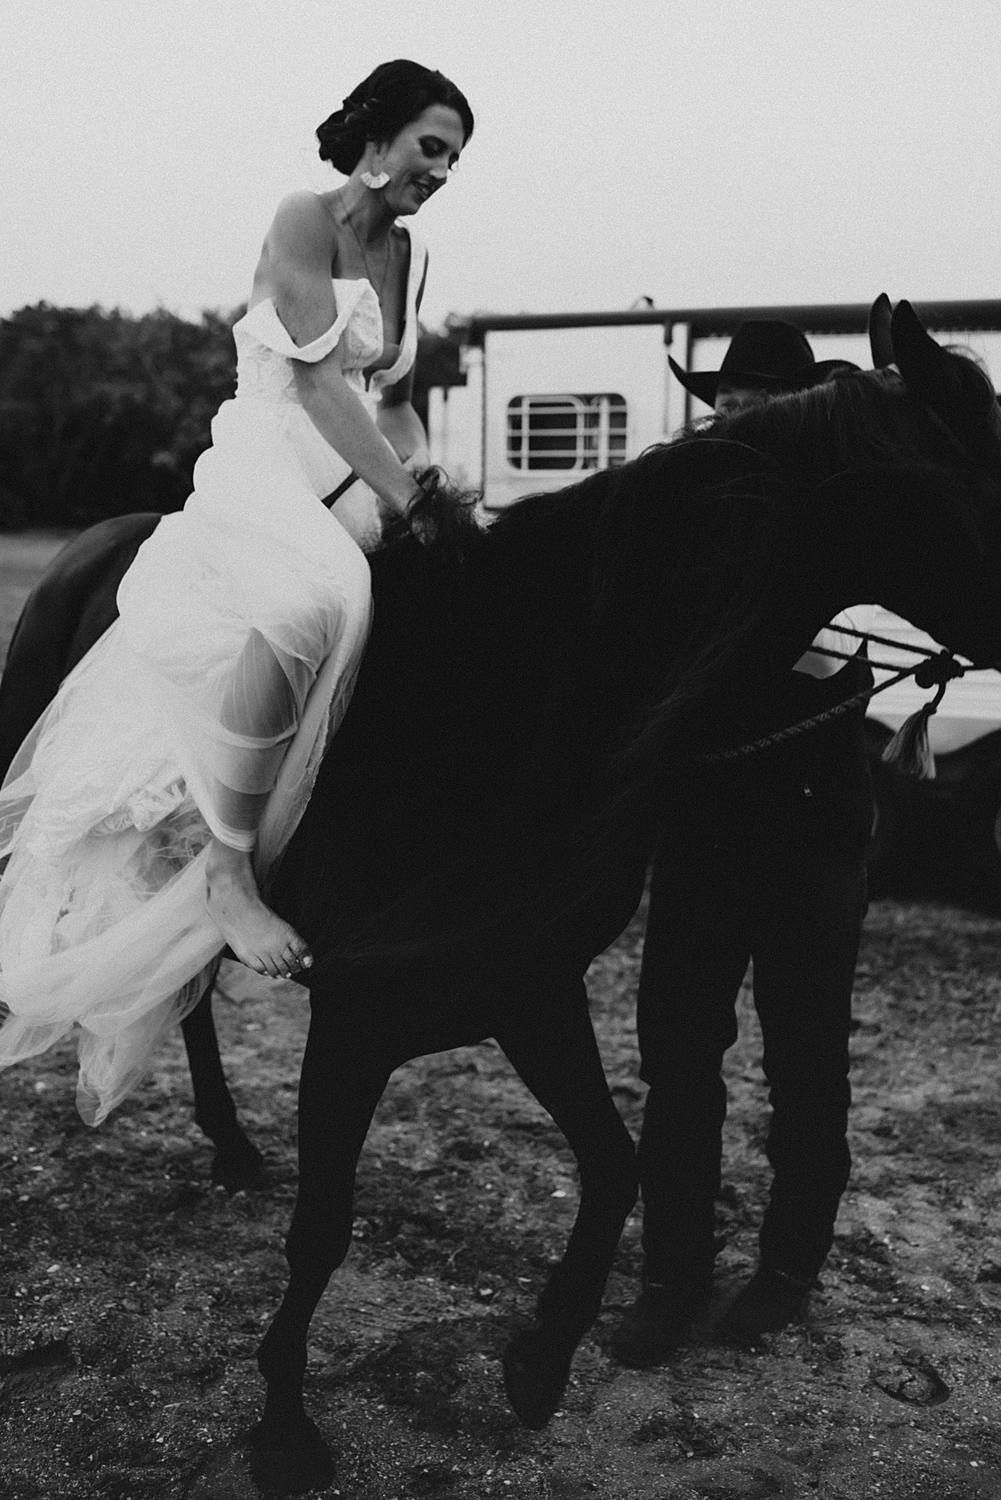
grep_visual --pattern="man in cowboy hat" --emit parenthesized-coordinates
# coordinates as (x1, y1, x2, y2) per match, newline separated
(612, 321, 872, 1364)
(668, 318, 855, 415)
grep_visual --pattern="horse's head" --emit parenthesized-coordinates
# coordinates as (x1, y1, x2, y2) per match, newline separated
(868, 294, 1001, 473)
(701, 298, 1001, 669)
(597, 297, 1001, 792)
(859, 296, 1001, 668)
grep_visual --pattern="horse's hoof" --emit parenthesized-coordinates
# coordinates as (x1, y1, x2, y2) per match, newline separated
(502, 1324, 574, 1429)
(211, 1135, 267, 1194)
(245, 1415, 334, 1496)
(718, 1267, 813, 1345)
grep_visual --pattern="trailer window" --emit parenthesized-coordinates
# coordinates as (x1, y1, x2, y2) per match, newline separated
(507, 393, 627, 471)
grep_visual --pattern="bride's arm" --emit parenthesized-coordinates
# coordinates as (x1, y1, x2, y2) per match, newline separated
(262, 193, 420, 516)
(378, 371, 430, 470)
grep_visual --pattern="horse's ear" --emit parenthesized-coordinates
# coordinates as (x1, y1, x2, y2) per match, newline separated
(892, 298, 1001, 455)
(890, 300, 954, 395)
(868, 293, 894, 367)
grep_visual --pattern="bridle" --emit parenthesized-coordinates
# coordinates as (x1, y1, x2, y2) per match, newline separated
(704, 624, 972, 766)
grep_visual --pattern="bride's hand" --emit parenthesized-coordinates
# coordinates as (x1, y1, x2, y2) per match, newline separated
(402, 447, 431, 475)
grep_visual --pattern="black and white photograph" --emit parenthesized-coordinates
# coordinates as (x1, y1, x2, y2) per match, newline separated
(2, 3, 1001, 1496)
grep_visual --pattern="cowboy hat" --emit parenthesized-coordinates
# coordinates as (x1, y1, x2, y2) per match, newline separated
(669, 320, 856, 408)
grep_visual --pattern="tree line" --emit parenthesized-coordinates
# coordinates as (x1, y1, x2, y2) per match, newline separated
(0, 303, 463, 530)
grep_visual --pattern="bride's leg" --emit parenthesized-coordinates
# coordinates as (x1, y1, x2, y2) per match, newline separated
(205, 840, 312, 979)
(204, 629, 314, 979)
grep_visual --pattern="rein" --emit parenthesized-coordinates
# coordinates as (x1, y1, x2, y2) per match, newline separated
(704, 625, 969, 766)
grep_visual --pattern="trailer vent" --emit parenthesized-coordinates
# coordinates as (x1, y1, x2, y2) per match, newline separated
(506, 393, 627, 471)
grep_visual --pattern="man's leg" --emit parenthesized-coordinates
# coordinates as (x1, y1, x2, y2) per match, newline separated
(613, 833, 750, 1364)
(721, 842, 866, 1339)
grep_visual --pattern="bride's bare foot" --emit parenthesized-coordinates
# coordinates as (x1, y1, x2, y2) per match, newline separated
(205, 840, 313, 980)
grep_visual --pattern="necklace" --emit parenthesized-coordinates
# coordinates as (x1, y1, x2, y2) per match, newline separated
(339, 195, 393, 301)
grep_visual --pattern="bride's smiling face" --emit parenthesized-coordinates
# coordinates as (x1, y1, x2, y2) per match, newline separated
(373, 105, 467, 216)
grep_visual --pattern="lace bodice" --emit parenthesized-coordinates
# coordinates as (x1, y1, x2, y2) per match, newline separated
(232, 219, 425, 406)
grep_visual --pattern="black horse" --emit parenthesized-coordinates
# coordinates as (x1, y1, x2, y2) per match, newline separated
(4, 300, 1001, 1494)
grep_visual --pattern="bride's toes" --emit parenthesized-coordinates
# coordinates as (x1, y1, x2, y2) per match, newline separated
(283, 941, 312, 975)
(249, 950, 279, 980)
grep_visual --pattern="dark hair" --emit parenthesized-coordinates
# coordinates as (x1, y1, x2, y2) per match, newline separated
(316, 59, 474, 174)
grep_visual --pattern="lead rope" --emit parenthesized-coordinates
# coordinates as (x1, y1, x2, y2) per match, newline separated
(703, 627, 968, 780)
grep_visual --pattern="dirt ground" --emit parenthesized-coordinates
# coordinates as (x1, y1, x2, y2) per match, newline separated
(2, 535, 1001, 1499)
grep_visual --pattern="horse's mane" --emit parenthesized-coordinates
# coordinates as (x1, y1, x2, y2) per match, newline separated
(393, 358, 993, 657)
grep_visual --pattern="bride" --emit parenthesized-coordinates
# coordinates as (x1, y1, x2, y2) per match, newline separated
(0, 59, 474, 1121)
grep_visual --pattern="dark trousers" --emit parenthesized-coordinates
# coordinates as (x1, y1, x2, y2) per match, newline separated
(636, 782, 868, 1287)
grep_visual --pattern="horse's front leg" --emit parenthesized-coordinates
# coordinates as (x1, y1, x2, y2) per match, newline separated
(249, 988, 392, 1495)
(180, 962, 265, 1192)
(495, 978, 638, 1429)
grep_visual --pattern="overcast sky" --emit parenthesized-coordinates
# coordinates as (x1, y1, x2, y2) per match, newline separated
(3, 0, 999, 329)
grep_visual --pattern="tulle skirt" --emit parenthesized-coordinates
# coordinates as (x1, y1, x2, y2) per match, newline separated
(0, 395, 374, 1122)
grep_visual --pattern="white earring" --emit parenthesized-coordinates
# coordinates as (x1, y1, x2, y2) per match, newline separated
(360, 169, 390, 190)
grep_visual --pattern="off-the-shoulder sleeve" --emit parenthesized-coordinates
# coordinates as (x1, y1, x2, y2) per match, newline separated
(236, 283, 371, 363)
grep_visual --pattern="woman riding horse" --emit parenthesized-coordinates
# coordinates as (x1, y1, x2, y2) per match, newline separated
(0, 59, 475, 1126)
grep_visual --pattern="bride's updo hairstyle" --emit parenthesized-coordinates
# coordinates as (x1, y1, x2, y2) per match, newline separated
(316, 59, 474, 173)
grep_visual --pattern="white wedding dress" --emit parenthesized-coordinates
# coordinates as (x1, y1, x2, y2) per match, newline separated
(0, 218, 427, 1124)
